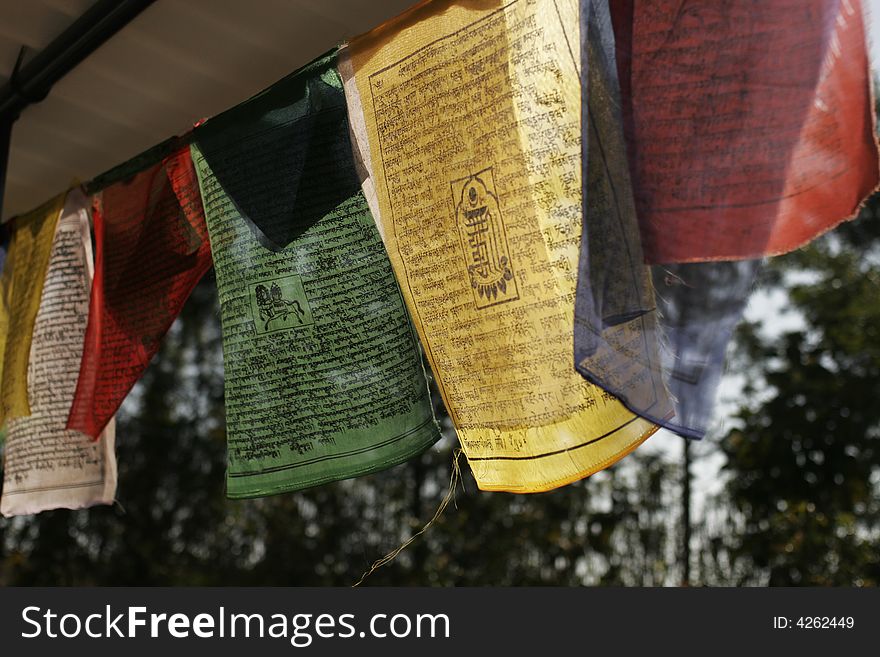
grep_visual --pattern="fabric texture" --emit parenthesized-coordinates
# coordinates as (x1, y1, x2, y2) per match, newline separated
(574, 0, 674, 433)
(67, 147, 212, 439)
(575, 0, 876, 439)
(192, 49, 440, 498)
(611, 0, 878, 263)
(343, 0, 658, 493)
(1, 190, 117, 516)
(0, 192, 66, 426)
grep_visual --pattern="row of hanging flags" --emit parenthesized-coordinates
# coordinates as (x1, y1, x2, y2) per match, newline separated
(0, 0, 876, 515)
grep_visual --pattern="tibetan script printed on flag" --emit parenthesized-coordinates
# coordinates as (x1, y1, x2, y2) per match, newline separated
(67, 147, 212, 439)
(612, 0, 879, 263)
(2, 190, 117, 516)
(344, 0, 658, 492)
(192, 50, 439, 498)
(0, 192, 65, 426)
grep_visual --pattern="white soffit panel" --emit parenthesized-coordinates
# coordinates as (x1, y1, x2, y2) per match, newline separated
(0, 0, 415, 219)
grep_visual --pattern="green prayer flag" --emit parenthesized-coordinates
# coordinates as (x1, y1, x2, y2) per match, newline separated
(192, 50, 440, 498)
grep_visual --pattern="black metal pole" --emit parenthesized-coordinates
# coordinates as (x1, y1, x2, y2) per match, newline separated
(0, 114, 13, 219)
(0, 0, 156, 219)
(0, 0, 157, 118)
(682, 437, 692, 586)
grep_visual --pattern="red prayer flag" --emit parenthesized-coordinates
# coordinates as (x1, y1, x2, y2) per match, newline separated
(67, 147, 212, 438)
(612, 0, 878, 263)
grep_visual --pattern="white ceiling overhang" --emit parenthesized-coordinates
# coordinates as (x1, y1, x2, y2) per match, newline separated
(0, 0, 414, 219)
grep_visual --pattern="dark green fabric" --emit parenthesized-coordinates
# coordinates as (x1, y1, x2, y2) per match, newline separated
(192, 50, 439, 498)
(86, 135, 188, 195)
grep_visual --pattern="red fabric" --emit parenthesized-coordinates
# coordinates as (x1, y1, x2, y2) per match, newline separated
(67, 148, 212, 438)
(612, 0, 878, 264)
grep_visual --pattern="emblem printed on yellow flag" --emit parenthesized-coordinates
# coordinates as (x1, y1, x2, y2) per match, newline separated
(342, 0, 659, 492)
(1, 190, 117, 516)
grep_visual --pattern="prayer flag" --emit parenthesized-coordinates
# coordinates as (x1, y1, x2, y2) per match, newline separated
(574, 0, 676, 434)
(575, 0, 877, 438)
(0, 192, 65, 426)
(192, 50, 440, 498)
(1, 190, 117, 516)
(67, 147, 212, 439)
(343, 0, 658, 493)
(611, 0, 878, 263)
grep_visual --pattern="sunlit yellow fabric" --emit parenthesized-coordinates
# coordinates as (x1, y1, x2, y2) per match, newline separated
(343, 0, 658, 492)
(0, 192, 66, 426)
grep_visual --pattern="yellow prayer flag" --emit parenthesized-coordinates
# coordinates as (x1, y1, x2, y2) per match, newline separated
(342, 0, 659, 492)
(0, 192, 67, 426)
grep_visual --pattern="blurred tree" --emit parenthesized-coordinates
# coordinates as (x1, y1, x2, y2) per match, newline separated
(712, 194, 880, 586)
(0, 271, 246, 585)
(0, 268, 681, 585)
(6, 195, 877, 587)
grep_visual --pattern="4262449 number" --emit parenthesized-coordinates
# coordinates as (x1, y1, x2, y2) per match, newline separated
(773, 616, 854, 629)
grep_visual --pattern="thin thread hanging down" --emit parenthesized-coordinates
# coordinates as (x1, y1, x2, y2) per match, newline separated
(353, 448, 463, 587)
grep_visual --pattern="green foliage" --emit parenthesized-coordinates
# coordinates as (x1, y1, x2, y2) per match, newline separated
(0, 271, 681, 586)
(3, 196, 878, 586)
(713, 195, 880, 586)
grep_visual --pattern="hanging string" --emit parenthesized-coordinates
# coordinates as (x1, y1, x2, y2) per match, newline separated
(353, 448, 463, 587)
